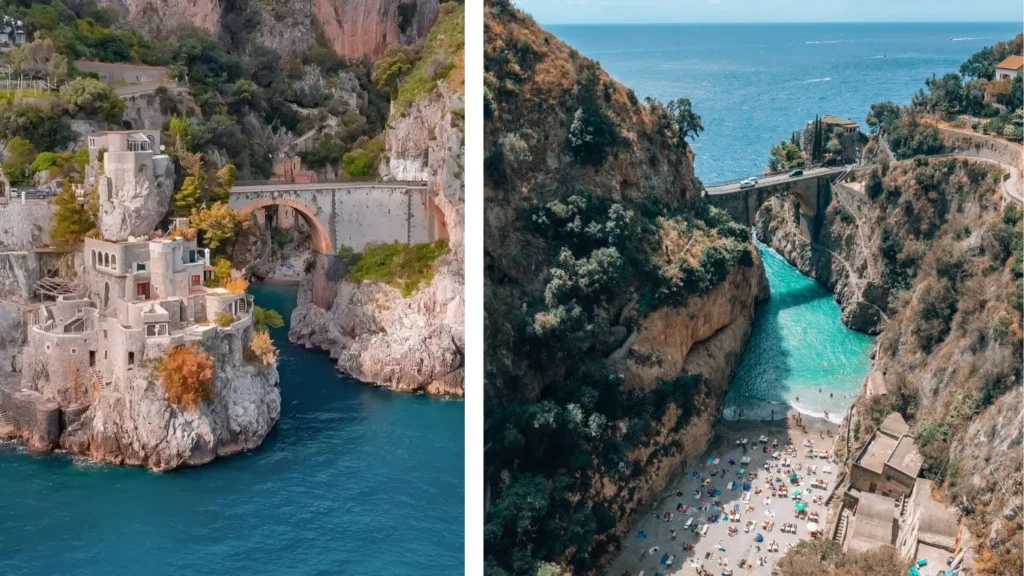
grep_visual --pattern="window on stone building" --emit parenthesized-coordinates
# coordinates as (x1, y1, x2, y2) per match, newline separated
(71, 348, 77, 354)
(191, 275, 201, 287)
(136, 262, 147, 273)
(110, 255, 117, 271)
(89, 351, 96, 367)
(128, 351, 135, 365)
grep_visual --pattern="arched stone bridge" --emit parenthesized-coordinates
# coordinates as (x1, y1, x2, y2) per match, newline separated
(228, 181, 447, 254)
(704, 166, 860, 238)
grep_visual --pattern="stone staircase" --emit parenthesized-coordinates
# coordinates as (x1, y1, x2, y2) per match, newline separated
(90, 369, 108, 388)
(0, 400, 12, 430)
(833, 508, 851, 545)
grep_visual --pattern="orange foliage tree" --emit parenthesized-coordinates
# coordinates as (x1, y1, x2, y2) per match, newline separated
(157, 344, 215, 409)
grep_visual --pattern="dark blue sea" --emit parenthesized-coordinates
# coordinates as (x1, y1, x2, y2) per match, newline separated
(549, 22, 1023, 183)
(0, 284, 464, 575)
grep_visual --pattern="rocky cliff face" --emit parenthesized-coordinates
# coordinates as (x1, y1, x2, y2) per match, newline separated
(97, 157, 175, 241)
(106, 0, 437, 61)
(754, 188, 887, 334)
(289, 254, 464, 395)
(313, 0, 439, 61)
(60, 361, 280, 471)
(483, 3, 767, 573)
(288, 29, 465, 397)
(756, 157, 1023, 572)
(102, 0, 222, 36)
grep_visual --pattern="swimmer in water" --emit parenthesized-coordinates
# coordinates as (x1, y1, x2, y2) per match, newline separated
(830, 393, 833, 398)
(795, 396, 799, 402)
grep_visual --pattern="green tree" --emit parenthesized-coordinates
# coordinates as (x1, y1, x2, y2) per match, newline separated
(2, 137, 36, 186)
(252, 306, 284, 332)
(666, 97, 703, 147)
(58, 78, 125, 123)
(190, 202, 243, 251)
(50, 181, 95, 248)
(566, 106, 618, 166)
(866, 101, 901, 134)
(768, 140, 805, 172)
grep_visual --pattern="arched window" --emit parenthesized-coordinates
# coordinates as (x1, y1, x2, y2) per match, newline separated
(103, 253, 109, 268)
(110, 254, 117, 271)
(91, 250, 96, 268)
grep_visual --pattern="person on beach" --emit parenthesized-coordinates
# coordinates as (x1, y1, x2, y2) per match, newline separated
(770, 409, 774, 420)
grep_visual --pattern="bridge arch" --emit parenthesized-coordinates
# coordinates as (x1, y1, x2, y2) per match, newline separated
(236, 198, 333, 254)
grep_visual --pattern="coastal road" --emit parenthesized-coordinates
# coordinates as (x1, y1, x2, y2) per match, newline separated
(705, 165, 851, 195)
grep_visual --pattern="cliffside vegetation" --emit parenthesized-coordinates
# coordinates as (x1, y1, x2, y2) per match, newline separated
(346, 239, 450, 297)
(865, 35, 1023, 156)
(776, 540, 909, 576)
(0, 0, 393, 182)
(857, 158, 1022, 574)
(375, 2, 465, 112)
(158, 344, 216, 409)
(483, 2, 758, 574)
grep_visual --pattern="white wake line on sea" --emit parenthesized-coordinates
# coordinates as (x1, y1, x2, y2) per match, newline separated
(798, 77, 832, 83)
(804, 40, 846, 44)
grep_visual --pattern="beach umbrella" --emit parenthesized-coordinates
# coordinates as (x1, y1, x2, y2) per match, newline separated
(791, 489, 802, 497)
(755, 533, 764, 543)
(806, 522, 819, 533)
(789, 472, 799, 480)
(795, 502, 807, 511)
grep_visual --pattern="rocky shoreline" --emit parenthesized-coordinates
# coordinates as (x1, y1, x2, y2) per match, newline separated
(288, 255, 465, 397)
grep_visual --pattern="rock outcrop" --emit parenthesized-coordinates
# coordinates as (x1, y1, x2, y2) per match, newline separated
(102, 0, 222, 37)
(288, 19, 465, 397)
(60, 362, 280, 471)
(755, 192, 886, 334)
(289, 258, 464, 396)
(97, 156, 175, 241)
(313, 0, 440, 61)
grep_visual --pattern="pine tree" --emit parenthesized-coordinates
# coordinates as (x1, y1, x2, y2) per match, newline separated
(50, 181, 95, 248)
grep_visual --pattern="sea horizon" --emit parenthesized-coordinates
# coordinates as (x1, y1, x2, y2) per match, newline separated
(547, 21, 1023, 182)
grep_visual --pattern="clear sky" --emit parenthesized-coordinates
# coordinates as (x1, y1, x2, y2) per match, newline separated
(513, 0, 1024, 25)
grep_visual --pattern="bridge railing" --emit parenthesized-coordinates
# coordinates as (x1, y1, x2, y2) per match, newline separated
(704, 176, 752, 188)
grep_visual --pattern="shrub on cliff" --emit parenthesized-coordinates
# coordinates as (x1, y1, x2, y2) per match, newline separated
(342, 137, 385, 178)
(776, 539, 909, 576)
(158, 344, 215, 410)
(245, 331, 278, 366)
(253, 306, 284, 332)
(58, 78, 125, 124)
(190, 202, 245, 252)
(567, 106, 618, 166)
(347, 240, 450, 297)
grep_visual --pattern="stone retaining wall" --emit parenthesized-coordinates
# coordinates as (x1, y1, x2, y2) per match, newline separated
(936, 126, 1023, 171)
(0, 384, 60, 450)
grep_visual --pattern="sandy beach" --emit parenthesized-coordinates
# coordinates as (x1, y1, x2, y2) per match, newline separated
(606, 410, 842, 576)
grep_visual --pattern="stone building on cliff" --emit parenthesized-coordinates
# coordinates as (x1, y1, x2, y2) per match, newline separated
(0, 128, 278, 469)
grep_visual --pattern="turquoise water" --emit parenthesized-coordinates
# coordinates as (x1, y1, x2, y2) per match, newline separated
(723, 243, 875, 423)
(549, 22, 1022, 183)
(0, 284, 464, 575)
